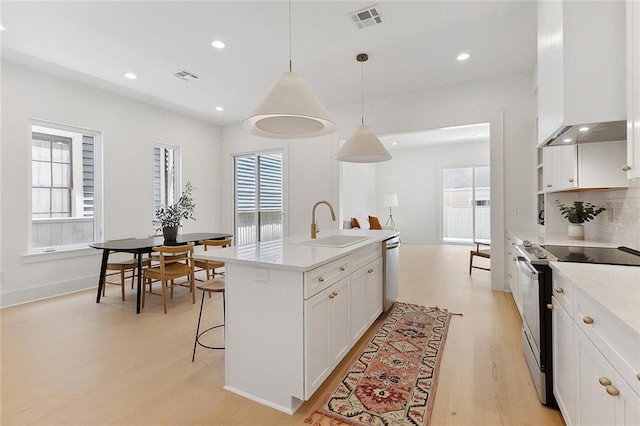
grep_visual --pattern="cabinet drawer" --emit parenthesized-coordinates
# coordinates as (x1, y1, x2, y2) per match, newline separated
(349, 243, 381, 272)
(553, 270, 575, 315)
(574, 287, 640, 397)
(304, 258, 350, 299)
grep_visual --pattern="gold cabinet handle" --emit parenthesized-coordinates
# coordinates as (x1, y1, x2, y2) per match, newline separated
(555, 287, 564, 294)
(547, 304, 553, 310)
(622, 165, 631, 172)
(368, 268, 374, 273)
(569, 178, 575, 183)
(318, 276, 325, 282)
(513, 257, 517, 261)
(329, 293, 335, 299)
(599, 377, 612, 386)
(340, 266, 346, 271)
(546, 184, 553, 187)
(637, 373, 640, 381)
(583, 316, 594, 325)
(605, 385, 619, 396)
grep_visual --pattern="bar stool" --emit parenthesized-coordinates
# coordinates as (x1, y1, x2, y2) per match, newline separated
(192, 278, 225, 361)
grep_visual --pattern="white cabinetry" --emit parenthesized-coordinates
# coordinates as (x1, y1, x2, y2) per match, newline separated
(537, 0, 626, 145)
(542, 141, 627, 193)
(350, 257, 383, 344)
(305, 244, 383, 399)
(627, 0, 640, 179)
(304, 277, 350, 398)
(552, 295, 576, 425)
(505, 233, 522, 317)
(551, 268, 640, 426)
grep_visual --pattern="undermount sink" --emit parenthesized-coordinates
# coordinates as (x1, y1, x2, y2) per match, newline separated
(293, 235, 371, 248)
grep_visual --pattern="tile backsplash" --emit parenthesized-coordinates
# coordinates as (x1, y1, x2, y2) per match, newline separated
(551, 180, 640, 249)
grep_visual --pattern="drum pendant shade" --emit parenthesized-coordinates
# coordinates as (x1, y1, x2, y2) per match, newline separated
(242, 71, 337, 139)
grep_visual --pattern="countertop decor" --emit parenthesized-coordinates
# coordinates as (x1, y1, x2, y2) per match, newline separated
(152, 181, 196, 241)
(555, 200, 606, 240)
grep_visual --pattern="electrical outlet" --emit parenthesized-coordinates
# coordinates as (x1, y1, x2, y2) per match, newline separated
(255, 268, 269, 282)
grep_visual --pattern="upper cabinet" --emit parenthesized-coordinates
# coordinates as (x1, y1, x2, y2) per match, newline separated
(543, 141, 628, 193)
(537, 0, 626, 146)
(627, 0, 640, 179)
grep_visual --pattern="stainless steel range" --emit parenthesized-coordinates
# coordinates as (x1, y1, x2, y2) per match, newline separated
(515, 241, 640, 407)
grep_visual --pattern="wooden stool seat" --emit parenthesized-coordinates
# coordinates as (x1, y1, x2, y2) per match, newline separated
(192, 278, 226, 361)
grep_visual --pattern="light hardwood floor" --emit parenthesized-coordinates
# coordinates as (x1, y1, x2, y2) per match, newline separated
(1, 244, 565, 425)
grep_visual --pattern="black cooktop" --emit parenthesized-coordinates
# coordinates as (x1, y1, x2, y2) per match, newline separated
(543, 245, 640, 266)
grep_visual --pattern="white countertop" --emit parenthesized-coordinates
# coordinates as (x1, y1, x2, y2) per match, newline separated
(550, 262, 640, 334)
(195, 229, 398, 272)
(509, 228, 620, 248)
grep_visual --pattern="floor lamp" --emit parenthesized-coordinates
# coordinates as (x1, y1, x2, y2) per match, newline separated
(384, 193, 398, 229)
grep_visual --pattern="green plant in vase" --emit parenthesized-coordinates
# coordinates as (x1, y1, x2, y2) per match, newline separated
(555, 200, 606, 240)
(153, 181, 196, 241)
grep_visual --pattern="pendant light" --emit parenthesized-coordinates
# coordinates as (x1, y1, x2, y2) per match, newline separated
(242, 0, 337, 139)
(336, 53, 391, 163)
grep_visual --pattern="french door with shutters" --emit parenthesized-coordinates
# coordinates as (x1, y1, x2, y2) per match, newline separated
(442, 165, 490, 243)
(234, 152, 284, 246)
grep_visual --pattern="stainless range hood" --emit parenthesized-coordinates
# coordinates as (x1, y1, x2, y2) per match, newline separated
(544, 120, 627, 146)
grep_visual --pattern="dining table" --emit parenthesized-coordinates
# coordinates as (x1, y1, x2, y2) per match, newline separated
(90, 232, 232, 313)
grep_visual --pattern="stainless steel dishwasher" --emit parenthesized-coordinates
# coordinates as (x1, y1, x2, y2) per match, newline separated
(383, 236, 400, 311)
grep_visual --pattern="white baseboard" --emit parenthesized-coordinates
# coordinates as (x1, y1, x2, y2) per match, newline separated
(0, 274, 98, 308)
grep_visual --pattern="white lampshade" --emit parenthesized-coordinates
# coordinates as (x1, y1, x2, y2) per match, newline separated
(242, 71, 337, 139)
(384, 193, 398, 208)
(335, 125, 392, 163)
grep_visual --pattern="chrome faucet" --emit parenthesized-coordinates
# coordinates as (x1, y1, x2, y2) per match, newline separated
(311, 200, 336, 239)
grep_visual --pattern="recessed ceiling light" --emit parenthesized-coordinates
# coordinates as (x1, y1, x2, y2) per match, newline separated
(563, 138, 572, 143)
(215, 106, 224, 112)
(124, 72, 137, 80)
(0, 25, 5, 31)
(456, 52, 470, 61)
(392, 142, 398, 146)
(211, 40, 226, 49)
(578, 126, 590, 132)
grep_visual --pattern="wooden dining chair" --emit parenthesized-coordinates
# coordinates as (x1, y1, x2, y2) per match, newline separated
(103, 238, 151, 301)
(193, 239, 232, 281)
(469, 242, 491, 274)
(142, 243, 195, 314)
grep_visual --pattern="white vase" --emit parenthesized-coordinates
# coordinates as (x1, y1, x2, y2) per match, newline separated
(568, 223, 584, 240)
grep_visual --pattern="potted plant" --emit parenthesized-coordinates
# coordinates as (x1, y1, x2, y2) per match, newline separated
(555, 200, 606, 240)
(153, 181, 196, 241)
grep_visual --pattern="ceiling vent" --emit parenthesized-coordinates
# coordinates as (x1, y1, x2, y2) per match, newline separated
(172, 70, 199, 81)
(349, 5, 382, 29)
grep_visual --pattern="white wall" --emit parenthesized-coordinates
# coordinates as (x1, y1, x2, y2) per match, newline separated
(373, 140, 490, 243)
(547, 180, 640, 248)
(0, 61, 223, 307)
(222, 72, 537, 291)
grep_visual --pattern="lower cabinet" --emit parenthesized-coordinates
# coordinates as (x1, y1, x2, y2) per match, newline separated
(551, 269, 640, 426)
(304, 277, 350, 398)
(575, 328, 640, 425)
(351, 257, 383, 344)
(552, 296, 576, 425)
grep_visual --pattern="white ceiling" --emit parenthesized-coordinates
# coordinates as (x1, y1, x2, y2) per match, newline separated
(1, 1, 537, 129)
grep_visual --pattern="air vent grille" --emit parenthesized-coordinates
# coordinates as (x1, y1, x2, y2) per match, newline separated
(172, 70, 199, 81)
(349, 5, 382, 29)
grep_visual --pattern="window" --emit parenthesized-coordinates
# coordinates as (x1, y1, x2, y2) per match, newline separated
(153, 144, 181, 211)
(234, 152, 283, 246)
(442, 165, 490, 243)
(30, 121, 102, 251)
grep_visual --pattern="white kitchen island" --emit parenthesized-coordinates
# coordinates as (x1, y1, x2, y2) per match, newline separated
(196, 229, 398, 414)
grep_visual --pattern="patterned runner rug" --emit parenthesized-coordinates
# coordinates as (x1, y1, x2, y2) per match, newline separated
(304, 303, 454, 426)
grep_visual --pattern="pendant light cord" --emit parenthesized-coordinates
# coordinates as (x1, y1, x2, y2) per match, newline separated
(288, 0, 292, 72)
(361, 58, 364, 126)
